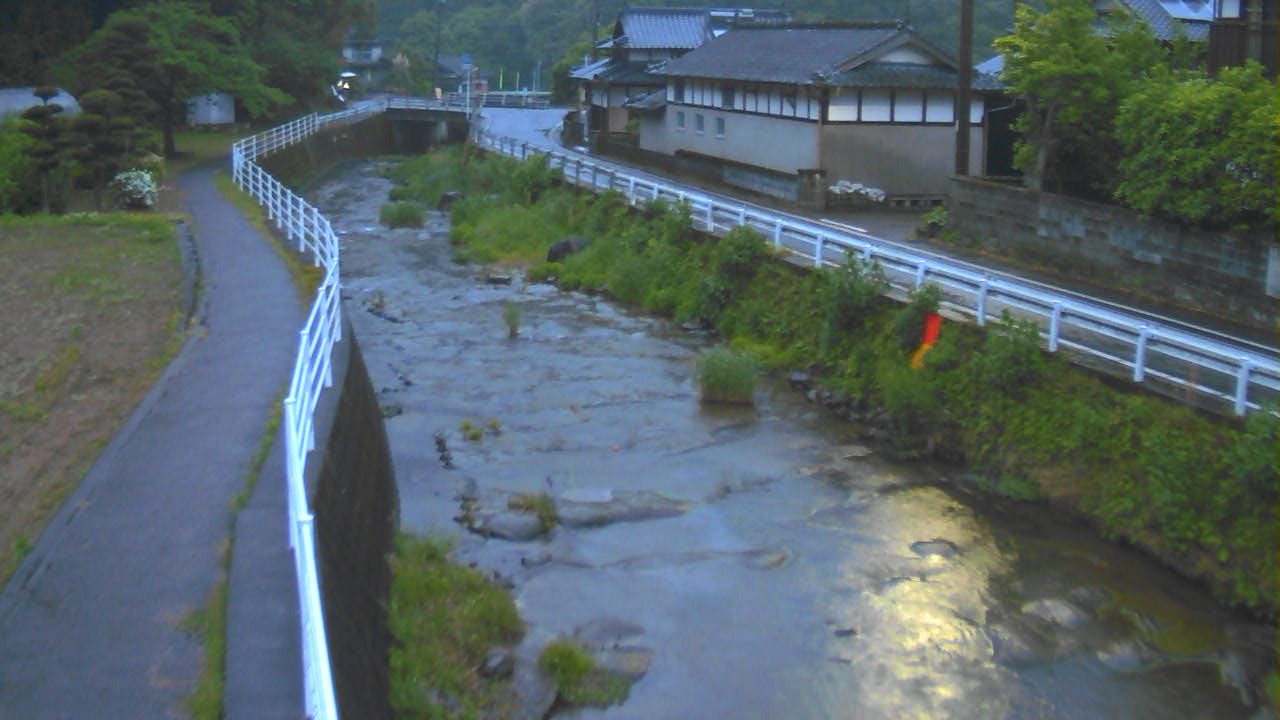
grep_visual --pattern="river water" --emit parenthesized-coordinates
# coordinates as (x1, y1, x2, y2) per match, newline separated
(315, 162, 1276, 720)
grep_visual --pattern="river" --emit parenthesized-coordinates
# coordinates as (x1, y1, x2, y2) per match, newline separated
(314, 160, 1276, 720)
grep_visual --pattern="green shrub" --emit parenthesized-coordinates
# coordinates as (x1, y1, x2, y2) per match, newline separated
(387, 185, 416, 202)
(538, 641, 630, 707)
(388, 535, 522, 717)
(696, 346, 756, 405)
(526, 261, 561, 283)
(379, 200, 424, 228)
(889, 283, 942, 353)
(503, 301, 521, 337)
(980, 310, 1045, 393)
(819, 253, 886, 355)
(508, 492, 557, 531)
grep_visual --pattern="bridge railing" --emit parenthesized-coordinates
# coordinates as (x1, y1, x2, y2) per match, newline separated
(472, 128, 1280, 416)
(231, 109, 358, 719)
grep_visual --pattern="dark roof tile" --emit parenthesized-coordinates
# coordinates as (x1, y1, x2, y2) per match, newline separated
(656, 24, 902, 84)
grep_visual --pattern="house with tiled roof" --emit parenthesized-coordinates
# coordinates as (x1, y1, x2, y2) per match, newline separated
(643, 22, 1002, 204)
(1092, 0, 1213, 39)
(571, 7, 791, 136)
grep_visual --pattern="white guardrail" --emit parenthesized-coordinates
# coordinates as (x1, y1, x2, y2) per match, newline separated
(472, 126, 1279, 417)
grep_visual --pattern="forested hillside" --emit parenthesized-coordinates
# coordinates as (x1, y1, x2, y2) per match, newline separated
(378, 0, 1021, 91)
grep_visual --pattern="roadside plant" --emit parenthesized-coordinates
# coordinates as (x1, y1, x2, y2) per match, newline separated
(889, 284, 942, 353)
(109, 168, 157, 209)
(696, 346, 756, 405)
(819, 253, 886, 355)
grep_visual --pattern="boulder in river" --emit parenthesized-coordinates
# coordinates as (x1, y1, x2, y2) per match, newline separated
(436, 191, 463, 210)
(547, 235, 590, 262)
(557, 489, 690, 528)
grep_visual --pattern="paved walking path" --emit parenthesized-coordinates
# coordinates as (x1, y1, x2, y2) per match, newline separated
(0, 163, 304, 718)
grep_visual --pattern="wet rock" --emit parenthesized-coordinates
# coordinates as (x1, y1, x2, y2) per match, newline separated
(484, 273, 513, 285)
(481, 649, 515, 679)
(680, 319, 707, 332)
(1067, 586, 1114, 613)
(1096, 637, 1162, 673)
(834, 444, 873, 459)
(1021, 598, 1092, 628)
(560, 488, 613, 504)
(910, 539, 960, 559)
(597, 646, 654, 680)
(557, 490, 691, 528)
(806, 389, 821, 404)
(824, 390, 852, 410)
(380, 404, 403, 418)
(788, 372, 813, 391)
(436, 191, 463, 210)
(458, 477, 479, 502)
(833, 627, 858, 638)
(987, 620, 1055, 667)
(741, 548, 789, 570)
(547, 235, 590, 262)
(511, 651, 557, 720)
(520, 551, 552, 568)
(573, 617, 646, 648)
(468, 510, 547, 541)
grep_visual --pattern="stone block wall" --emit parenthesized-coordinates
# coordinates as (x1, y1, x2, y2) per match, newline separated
(949, 176, 1278, 331)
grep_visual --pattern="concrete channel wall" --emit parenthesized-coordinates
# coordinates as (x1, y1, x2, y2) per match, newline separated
(254, 114, 454, 718)
(949, 176, 1280, 333)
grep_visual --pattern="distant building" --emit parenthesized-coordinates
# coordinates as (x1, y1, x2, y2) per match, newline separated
(1207, 0, 1277, 77)
(644, 22, 1002, 204)
(433, 55, 491, 95)
(0, 87, 81, 121)
(342, 29, 384, 68)
(1092, 0, 1213, 40)
(571, 6, 792, 136)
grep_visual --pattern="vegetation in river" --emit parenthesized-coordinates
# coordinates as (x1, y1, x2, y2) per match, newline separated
(696, 347, 757, 406)
(380, 200, 426, 228)
(508, 492, 558, 532)
(538, 640, 631, 708)
(388, 534, 522, 718)
(387, 146, 1279, 618)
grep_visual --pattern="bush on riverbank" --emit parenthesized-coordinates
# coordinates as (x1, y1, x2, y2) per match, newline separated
(388, 146, 1279, 617)
(697, 347, 757, 405)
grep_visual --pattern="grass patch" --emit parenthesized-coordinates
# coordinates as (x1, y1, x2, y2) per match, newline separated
(379, 201, 425, 228)
(507, 492, 558, 532)
(182, 577, 230, 720)
(232, 390, 285, 512)
(538, 641, 631, 708)
(696, 346, 757, 405)
(212, 172, 324, 299)
(389, 534, 523, 718)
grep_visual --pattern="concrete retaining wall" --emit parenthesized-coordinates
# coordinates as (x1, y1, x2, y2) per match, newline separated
(949, 176, 1279, 331)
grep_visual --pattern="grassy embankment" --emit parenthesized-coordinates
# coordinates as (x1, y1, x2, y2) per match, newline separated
(0, 213, 185, 584)
(384, 144, 1279, 620)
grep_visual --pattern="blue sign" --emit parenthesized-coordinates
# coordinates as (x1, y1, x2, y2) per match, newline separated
(461, 54, 471, 67)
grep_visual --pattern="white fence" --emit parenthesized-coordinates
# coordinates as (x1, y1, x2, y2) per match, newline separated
(473, 128, 1280, 417)
(231, 104, 378, 719)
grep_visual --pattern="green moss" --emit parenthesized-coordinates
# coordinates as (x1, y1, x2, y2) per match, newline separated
(389, 535, 522, 718)
(538, 641, 631, 708)
(507, 492, 558, 532)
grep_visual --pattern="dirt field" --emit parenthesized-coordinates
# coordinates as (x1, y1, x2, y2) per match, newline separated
(0, 214, 185, 581)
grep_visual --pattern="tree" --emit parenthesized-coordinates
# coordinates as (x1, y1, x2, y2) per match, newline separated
(1114, 62, 1279, 229)
(0, 118, 37, 214)
(18, 87, 67, 214)
(993, 0, 1163, 193)
(70, 89, 131, 211)
(78, 2, 290, 157)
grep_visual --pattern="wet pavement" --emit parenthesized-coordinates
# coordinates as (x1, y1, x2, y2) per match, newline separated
(316, 161, 1277, 720)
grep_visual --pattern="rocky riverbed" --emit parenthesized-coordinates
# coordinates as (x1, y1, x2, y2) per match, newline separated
(315, 160, 1277, 720)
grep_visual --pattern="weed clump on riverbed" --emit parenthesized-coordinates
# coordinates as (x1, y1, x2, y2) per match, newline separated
(384, 145, 1280, 618)
(379, 200, 424, 227)
(539, 641, 631, 707)
(696, 347, 756, 405)
(388, 534, 522, 717)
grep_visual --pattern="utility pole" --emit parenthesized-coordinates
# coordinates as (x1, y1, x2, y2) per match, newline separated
(955, 0, 973, 176)
(433, 0, 446, 99)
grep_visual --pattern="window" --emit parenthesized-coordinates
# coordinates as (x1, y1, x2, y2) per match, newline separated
(676, 111, 685, 131)
(695, 113, 704, 134)
(829, 90, 857, 122)
(722, 85, 735, 109)
(715, 117, 725, 137)
(674, 79, 685, 102)
(861, 89, 891, 121)
(925, 92, 954, 123)
(894, 90, 924, 123)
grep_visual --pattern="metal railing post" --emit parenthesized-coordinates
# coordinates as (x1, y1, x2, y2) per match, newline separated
(1133, 326, 1151, 382)
(1235, 358, 1253, 416)
(1048, 302, 1063, 352)
(976, 277, 990, 326)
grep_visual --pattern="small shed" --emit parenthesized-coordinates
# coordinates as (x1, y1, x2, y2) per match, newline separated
(186, 92, 234, 126)
(0, 87, 82, 121)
